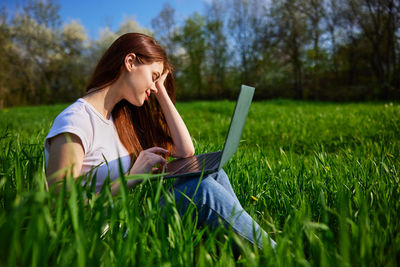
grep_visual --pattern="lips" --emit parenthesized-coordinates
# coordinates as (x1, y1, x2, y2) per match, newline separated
(145, 90, 150, 100)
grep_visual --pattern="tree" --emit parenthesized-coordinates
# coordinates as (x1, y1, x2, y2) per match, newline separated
(23, 0, 61, 29)
(61, 20, 88, 56)
(270, 0, 309, 99)
(117, 16, 152, 36)
(176, 13, 206, 98)
(203, 0, 230, 98)
(0, 7, 12, 108)
(51, 20, 89, 102)
(151, 3, 178, 61)
(346, 0, 400, 99)
(90, 17, 152, 63)
(228, 0, 257, 85)
(325, 0, 343, 80)
(302, 0, 325, 99)
(2, 0, 91, 105)
(10, 4, 60, 104)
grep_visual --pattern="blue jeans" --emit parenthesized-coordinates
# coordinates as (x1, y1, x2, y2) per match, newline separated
(160, 169, 276, 249)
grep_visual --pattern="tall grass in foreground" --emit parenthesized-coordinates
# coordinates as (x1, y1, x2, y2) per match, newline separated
(0, 100, 399, 266)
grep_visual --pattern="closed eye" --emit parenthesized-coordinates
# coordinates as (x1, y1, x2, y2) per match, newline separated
(153, 72, 161, 82)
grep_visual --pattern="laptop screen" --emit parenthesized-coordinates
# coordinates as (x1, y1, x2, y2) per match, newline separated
(218, 85, 255, 170)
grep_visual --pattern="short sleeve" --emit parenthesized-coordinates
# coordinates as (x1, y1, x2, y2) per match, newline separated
(45, 108, 93, 155)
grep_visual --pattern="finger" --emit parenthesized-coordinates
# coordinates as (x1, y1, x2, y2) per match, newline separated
(154, 155, 166, 165)
(157, 72, 168, 85)
(151, 166, 165, 174)
(144, 153, 166, 165)
(145, 147, 169, 154)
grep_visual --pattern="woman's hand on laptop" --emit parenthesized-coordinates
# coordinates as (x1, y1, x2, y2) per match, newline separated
(129, 147, 169, 174)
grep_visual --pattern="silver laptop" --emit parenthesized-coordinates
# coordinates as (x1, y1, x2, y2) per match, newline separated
(163, 85, 255, 179)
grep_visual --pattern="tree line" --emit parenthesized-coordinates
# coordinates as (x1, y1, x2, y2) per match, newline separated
(0, 0, 399, 107)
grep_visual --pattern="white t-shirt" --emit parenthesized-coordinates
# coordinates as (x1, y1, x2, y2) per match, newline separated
(44, 98, 131, 192)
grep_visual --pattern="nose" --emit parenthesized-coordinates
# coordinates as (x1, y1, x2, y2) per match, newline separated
(150, 83, 158, 93)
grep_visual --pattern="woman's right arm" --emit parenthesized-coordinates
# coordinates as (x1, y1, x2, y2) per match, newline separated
(47, 135, 168, 195)
(108, 147, 169, 195)
(46, 133, 84, 190)
(46, 134, 127, 195)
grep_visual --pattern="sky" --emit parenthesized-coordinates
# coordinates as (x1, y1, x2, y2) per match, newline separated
(3, 0, 207, 39)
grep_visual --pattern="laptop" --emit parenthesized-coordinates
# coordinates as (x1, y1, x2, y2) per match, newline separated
(162, 85, 255, 179)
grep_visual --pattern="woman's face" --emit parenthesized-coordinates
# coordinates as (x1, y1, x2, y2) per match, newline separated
(123, 58, 164, 106)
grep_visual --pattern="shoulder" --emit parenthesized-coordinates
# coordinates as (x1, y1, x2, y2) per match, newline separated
(51, 99, 94, 135)
(46, 99, 94, 153)
(54, 99, 91, 123)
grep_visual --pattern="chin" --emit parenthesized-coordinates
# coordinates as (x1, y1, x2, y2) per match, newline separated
(137, 98, 147, 106)
(133, 100, 144, 107)
(126, 96, 144, 107)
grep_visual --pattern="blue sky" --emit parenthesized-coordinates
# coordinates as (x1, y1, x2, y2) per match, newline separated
(4, 0, 207, 39)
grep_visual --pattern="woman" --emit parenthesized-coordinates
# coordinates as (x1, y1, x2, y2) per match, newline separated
(45, 33, 276, 249)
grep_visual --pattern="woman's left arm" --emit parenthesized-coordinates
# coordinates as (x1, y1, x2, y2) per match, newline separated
(155, 74, 194, 158)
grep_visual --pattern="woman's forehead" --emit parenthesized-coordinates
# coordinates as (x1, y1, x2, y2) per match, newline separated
(151, 61, 164, 72)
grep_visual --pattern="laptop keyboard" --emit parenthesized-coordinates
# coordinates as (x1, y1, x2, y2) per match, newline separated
(182, 152, 221, 172)
(166, 151, 222, 175)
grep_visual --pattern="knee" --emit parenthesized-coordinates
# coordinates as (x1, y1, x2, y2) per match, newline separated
(195, 177, 238, 212)
(195, 177, 217, 196)
(173, 176, 216, 202)
(188, 177, 221, 204)
(212, 168, 232, 185)
(212, 168, 227, 178)
(174, 175, 231, 209)
(216, 168, 228, 177)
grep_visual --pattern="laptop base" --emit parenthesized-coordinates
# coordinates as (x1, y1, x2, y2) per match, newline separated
(163, 151, 222, 179)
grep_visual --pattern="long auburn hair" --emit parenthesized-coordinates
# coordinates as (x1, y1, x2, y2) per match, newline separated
(86, 33, 175, 163)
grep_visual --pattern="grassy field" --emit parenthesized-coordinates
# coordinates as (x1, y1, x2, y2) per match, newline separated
(0, 100, 399, 266)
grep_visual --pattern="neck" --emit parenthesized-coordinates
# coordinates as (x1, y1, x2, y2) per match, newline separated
(84, 80, 124, 120)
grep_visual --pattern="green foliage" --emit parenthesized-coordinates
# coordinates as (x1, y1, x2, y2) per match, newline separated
(2, 0, 400, 107)
(1, 100, 399, 266)
(176, 13, 207, 99)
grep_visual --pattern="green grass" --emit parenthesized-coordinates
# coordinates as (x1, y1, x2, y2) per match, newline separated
(0, 100, 399, 266)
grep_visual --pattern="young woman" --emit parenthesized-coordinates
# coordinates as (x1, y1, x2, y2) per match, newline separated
(45, 33, 276, 249)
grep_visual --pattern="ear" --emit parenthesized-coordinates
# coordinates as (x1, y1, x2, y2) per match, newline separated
(124, 53, 136, 72)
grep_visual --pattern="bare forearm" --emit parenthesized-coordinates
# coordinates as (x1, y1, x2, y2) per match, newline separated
(46, 133, 84, 192)
(156, 88, 194, 158)
(109, 147, 169, 195)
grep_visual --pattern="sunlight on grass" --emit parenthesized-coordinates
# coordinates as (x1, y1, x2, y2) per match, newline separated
(0, 100, 399, 266)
